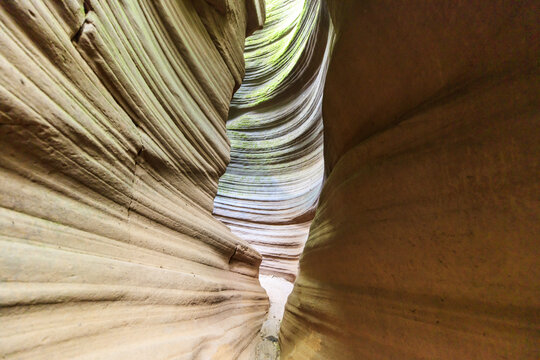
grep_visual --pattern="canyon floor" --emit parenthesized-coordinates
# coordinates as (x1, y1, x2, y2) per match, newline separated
(250, 275, 294, 360)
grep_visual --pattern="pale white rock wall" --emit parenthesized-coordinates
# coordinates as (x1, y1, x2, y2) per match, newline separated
(213, 0, 332, 281)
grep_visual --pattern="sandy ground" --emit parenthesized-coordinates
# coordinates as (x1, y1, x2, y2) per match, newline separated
(251, 275, 294, 360)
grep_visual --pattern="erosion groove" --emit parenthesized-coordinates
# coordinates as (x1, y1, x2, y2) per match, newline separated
(1, 0, 539, 359)
(0, 1, 268, 359)
(213, 0, 332, 282)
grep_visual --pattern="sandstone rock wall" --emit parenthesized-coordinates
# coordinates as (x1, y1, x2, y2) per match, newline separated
(281, 0, 540, 358)
(213, 0, 332, 281)
(0, 1, 268, 358)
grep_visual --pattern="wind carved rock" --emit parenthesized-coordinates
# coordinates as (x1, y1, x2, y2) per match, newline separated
(0, 0, 267, 359)
(280, 0, 540, 359)
(1, 0, 538, 358)
(213, 0, 332, 282)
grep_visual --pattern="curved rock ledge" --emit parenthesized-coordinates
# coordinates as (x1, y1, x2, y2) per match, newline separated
(281, 1, 540, 358)
(0, 1, 267, 358)
(213, 0, 332, 281)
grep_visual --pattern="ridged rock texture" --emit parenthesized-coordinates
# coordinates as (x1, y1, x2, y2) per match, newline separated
(281, 1, 540, 359)
(0, 1, 269, 359)
(213, 0, 332, 281)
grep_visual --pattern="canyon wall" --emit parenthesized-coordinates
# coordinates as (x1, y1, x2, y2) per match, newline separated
(213, 0, 331, 281)
(0, 1, 268, 359)
(281, 0, 540, 359)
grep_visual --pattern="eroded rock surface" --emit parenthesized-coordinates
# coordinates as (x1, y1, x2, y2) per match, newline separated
(0, 1, 268, 358)
(213, 0, 332, 281)
(280, 1, 540, 359)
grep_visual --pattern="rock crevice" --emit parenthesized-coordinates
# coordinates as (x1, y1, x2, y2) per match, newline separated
(213, 0, 332, 282)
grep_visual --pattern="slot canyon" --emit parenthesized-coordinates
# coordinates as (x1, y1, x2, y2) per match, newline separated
(0, 0, 538, 359)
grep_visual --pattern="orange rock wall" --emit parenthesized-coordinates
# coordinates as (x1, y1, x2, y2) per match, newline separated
(281, 1, 540, 358)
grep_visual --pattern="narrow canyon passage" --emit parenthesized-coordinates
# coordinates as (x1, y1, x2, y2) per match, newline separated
(0, 0, 538, 359)
(212, 0, 331, 357)
(213, 0, 330, 282)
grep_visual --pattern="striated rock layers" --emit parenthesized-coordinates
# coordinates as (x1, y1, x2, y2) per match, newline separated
(281, 0, 540, 359)
(213, 0, 332, 281)
(0, 1, 268, 359)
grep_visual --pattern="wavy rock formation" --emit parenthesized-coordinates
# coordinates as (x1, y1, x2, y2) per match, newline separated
(281, 1, 540, 359)
(0, 1, 269, 358)
(213, 0, 331, 281)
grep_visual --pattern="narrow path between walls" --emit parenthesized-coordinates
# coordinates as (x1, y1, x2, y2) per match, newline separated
(253, 276, 294, 359)
(212, 0, 333, 357)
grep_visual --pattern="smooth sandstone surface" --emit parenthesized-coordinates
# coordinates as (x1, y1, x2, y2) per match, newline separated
(281, 0, 539, 359)
(2, 0, 538, 358)
(0, 1, 268, 359)
(213, 0, 332, 281)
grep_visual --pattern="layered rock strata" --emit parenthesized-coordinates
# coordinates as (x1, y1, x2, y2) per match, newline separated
(213, 0, 332, 281)
(0, 1, 268, 359)
(281, 1, 540, 359)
